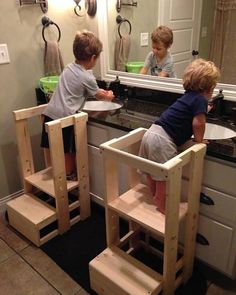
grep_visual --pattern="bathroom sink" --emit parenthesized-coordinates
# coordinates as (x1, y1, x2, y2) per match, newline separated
(204, 123, 236, 140)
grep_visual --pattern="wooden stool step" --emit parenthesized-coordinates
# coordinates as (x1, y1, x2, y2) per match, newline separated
(7, 194, 57, 246)
(108, 183, 188, 236)
(89, 245, 163, 295)
(25, 167, 78, 198)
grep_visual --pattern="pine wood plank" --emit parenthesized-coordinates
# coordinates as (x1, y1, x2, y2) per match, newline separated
(13, 104, 47, 120)
(108, 183, 188, 236)
(89, 246, 163, 295)
(7, 194, 57, 246)
(25, 167, 78, 198)
(7, 194, 56, 227)
(74, 113, 90, 219)
(47, 120, 70, 233)
(163, 165, 182, 295)
(182, 145, 206, 282)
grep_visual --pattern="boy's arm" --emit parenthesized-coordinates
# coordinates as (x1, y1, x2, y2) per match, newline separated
(159, 70, 169, 77)
(140, 67, 148, 74)
(95, 89, 114, 101)
(192, 113, 206, 143)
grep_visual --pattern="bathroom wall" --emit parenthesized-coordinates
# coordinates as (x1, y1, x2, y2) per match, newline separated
(198, 0, 215, 59)
(0, 1, 99, 201)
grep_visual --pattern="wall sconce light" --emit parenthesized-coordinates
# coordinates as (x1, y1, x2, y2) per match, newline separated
(73, 0, 97, 17)
(19, 0, 48, 13)
(74, 0, 85, 17)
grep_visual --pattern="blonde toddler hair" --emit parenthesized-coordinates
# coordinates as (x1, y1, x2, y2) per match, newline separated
(151, 26, 173, 48)
(73, 30, 102, 61)
(183, 58, 220, 92)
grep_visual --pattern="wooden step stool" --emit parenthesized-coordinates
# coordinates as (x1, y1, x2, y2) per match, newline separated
(7, 104, 90, 246)
(89, 127, 206, 295)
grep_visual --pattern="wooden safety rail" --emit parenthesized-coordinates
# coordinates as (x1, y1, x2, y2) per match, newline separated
(90, 127, 206, 295)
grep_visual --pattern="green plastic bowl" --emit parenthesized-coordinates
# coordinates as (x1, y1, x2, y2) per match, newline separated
(39, 76, 59, 94)
(125, 62, 144, 73)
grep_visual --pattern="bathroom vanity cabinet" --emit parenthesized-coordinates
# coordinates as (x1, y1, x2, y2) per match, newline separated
(183, 158, 236, 278)
(87, 121, 236, 279)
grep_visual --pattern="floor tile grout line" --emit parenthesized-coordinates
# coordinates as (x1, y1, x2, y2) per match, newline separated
(0, 237, 64, 295)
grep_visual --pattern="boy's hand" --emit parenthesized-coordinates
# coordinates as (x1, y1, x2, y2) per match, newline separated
(105, 90, 114, 101)
(96, 89, 114, 101)
(202, 139, 209, 144)
(207, 104, 213, 113)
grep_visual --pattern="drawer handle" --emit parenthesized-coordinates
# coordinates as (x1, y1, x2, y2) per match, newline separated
(196, 233, 209, 246)
(200, 193, 214, 205)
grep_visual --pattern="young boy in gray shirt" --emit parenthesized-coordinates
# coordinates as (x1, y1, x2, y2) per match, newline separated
(140, 25, 176, 78)
(41, 30, 114, 179)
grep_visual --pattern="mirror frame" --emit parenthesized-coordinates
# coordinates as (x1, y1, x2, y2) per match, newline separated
(97, 0, 236, 101)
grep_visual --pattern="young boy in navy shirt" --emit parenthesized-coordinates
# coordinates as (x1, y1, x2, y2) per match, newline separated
(139, 58, 220, 213)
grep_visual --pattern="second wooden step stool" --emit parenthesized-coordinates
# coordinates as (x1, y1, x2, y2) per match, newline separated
(7, 104, 90, 246)
(89, 127, 206, 295)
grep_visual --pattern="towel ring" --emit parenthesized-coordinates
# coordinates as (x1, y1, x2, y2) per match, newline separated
(116, 15, 132, 38)
(41, 16, 61, 43)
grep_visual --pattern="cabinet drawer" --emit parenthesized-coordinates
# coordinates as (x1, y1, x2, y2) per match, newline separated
(200, 187, 236, 223)
(183, 158, 236, 197)
(202, 159, 236, 197)
(196, 215, 233, 273)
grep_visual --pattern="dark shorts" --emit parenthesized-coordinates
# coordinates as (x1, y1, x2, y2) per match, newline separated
(41, 115, 75, 153)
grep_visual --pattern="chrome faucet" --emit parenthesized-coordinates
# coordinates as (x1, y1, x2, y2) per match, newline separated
(208, 89, 224, 117)
(208, 89, 224, 106)
(109, 76, 121, 98)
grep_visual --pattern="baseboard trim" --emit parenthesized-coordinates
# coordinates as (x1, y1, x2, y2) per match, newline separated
(0, 190, 24, 212)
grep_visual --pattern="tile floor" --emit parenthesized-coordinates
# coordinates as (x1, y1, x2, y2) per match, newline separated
(0, 212, 89, 295)
(0, 210, 236, 295)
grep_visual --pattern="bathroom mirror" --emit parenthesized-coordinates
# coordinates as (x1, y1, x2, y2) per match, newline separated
(97, 0, 236, 101)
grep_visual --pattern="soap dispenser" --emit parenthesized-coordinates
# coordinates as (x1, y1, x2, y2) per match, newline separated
(109, 76, 121, 98)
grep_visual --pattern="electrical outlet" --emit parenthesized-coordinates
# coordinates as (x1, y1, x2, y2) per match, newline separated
(140, 32, 149, 47)
(0, 44, 10, 64)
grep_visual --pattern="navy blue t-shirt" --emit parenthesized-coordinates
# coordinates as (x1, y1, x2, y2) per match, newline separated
(155, 91, 207, 146)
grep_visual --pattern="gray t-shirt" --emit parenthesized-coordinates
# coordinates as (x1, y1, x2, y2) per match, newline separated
(143, 51, 176, 78)
(43, 62, 99, 119)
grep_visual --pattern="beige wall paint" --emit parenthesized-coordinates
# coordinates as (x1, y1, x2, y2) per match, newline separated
(199, 0, 215, 59)
(0, 1, 99, 199)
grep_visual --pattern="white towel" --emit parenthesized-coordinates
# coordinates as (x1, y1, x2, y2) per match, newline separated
(114, 35, 131, 71)
(44, 41, 64, 76)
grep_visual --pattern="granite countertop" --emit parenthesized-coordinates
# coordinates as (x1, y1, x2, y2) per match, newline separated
(88, 98, 236, 163)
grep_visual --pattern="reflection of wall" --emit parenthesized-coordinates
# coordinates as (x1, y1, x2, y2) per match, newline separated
(108, 0, 158, 70)
(199, 0, 215, 59)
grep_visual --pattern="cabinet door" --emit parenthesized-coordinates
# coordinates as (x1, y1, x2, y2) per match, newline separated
(202, 159, 236, 197)
(88, 144, 129, 205)
(87, 123, 127, 147)
(196, 215, 233, 273)
(88, 145, 105, 204)
(87, 124, 109, 147)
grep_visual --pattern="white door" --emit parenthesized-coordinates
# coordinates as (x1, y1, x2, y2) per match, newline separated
(158, 0, 202, 78)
